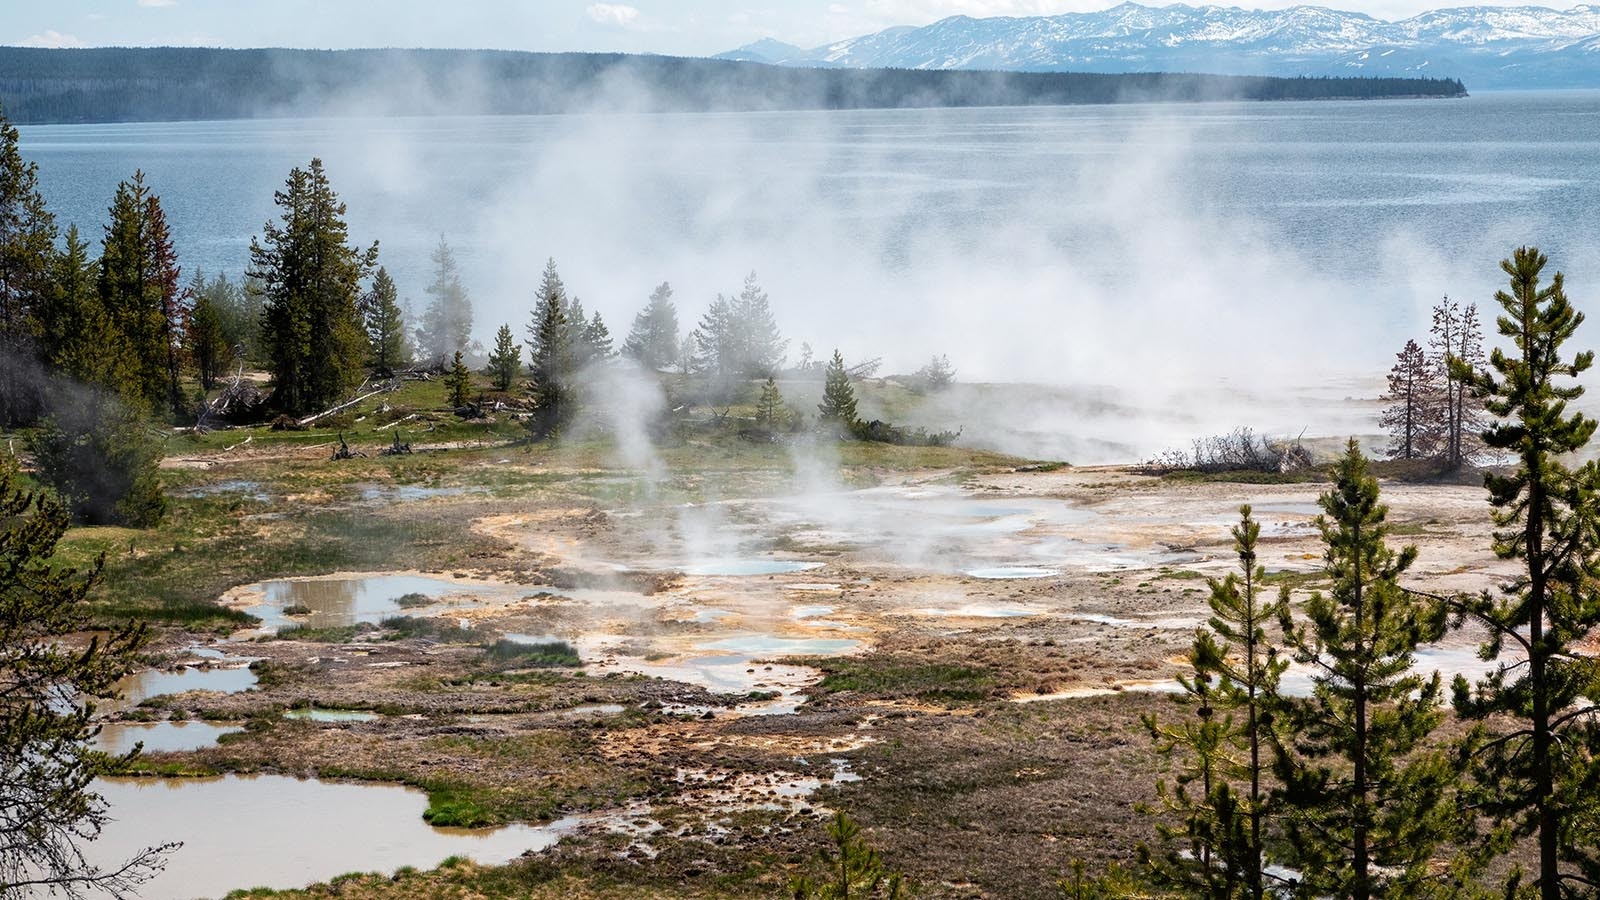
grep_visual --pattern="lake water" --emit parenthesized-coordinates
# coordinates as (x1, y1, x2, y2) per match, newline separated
(18, 93, 1600, 457)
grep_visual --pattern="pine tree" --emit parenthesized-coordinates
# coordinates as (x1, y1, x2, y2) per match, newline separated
(416, 236, 472, 368)
(734, 271, 787, 378)
(756, 376, 787, 431)
(485, 323, 520, 392)
(789, 811, 906, 900)
(362, 266, 411, 377)
(98, 171, 188, 417)
(1275, 440, 1457, 900)
(583, 310, 613, 362)
(525, 258, 573, 440)
(1145, 505, 1288, 900)
(693, 294, 738, 376)
(193, 273, 259, 368)
(0, 458, 173, 896)
(38, 226, 135, 397)
(0, 103, 57, 427)
(187, 271, 229, 391)
(444, 350, 472, 409)
(818, 350, 860, 436)
(1452, 247, 1600, 899)
(622, 281, 680, 371)
(250, 158, 377, 416)
(1431, 296, 1487, 469)
(1379, 339, 1440, 460)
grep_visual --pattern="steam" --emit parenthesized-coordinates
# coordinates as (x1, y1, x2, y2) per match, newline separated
(25, 69, 1590, 464)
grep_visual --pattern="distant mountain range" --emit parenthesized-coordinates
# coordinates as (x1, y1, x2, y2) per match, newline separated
(717, 2, 1600, 89)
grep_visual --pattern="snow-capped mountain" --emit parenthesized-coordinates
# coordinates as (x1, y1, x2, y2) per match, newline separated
(715, 3, 1600, 88)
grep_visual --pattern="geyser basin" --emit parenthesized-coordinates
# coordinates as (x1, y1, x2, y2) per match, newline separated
(85, 775, 580, 897)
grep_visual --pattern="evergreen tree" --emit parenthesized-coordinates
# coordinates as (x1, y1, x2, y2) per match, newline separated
(1431, 296, 1487, 469)
(249, 158, 377, 416)
(187, 271, 229, 391)
(1275, 440, 1457, 900)
(692, 294, 738, 376)
(485, 323, 520, 392)
(734, 271, 786, 378)
(789, 811, 906, 900)
(0, 458, 173, 896)
(1145, 505, 1288, 900)
(194, 273, 259, 368)
(1452, 247, 1600, 899)
(525, 258, 573, 439)
(362, 266, 411, 377)
(756, 376, 787, 431)
(0, 104, 57, 427)
(1380, 339, 1440, 460)
(444, 350, 472, 409)
(817, 350, 860, 436)
(622, 281, 680, 371)
(98, 171, 188, 417)
(583, 310, 613, 363)
(416, 235, 472, 368)
(677, 333, 696, 377)
(37, 226, 134, 397)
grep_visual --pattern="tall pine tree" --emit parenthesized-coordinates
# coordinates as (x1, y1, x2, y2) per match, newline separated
(1144, 505, 1287, 900)
(734, 271, 786, 378)
(186, 271, 229, 391)
(692, 293, 738, 377)
(622, 281, 680, 371)
(526, 258, 573, 439)
(0, 104, 57, 427)
(817, 350, 859, 436)
(444, 350, 472, 409)
(37, 226, 133, 397)
(250, 159, 377, 416)
(485, 323, 520, 392)
(98, 171, 187, 418)
(1453, 247, 1600, 899)
(362, 266, 411, 377)
(1380, 339, 1440, 461)
(416, 236, 472, 368)
(1431, 296, 1487, 469)
(1275, 440, 1457, 900)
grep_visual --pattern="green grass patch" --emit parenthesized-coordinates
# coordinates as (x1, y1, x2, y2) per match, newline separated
(483, 639, 581, 668)
(815, 660, 999, 704)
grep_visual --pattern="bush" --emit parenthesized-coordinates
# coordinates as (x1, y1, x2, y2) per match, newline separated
(482, 638, 581, 668)
(1144, 426, 1311, 475)
(393, 592, 432, 609)
(29, 391, 166, 527)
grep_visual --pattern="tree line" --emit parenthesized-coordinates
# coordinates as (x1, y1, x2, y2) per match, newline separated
(0, 47, 1467, 126)
(0, 99, 962, 527)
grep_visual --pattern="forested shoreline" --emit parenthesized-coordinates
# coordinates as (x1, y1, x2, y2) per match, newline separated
(0, 47, 1467, 125)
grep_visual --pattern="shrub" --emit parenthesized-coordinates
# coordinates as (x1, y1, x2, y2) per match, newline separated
(29, 391, 166, 527)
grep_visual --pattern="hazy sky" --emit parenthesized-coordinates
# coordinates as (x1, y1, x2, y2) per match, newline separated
(9, 0, 1592, 56)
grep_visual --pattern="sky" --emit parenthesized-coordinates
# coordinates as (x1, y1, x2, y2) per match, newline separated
(7, 0, 1594, 57)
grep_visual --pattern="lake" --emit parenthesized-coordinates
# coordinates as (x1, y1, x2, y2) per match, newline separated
(18, 92, 1600, 457)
